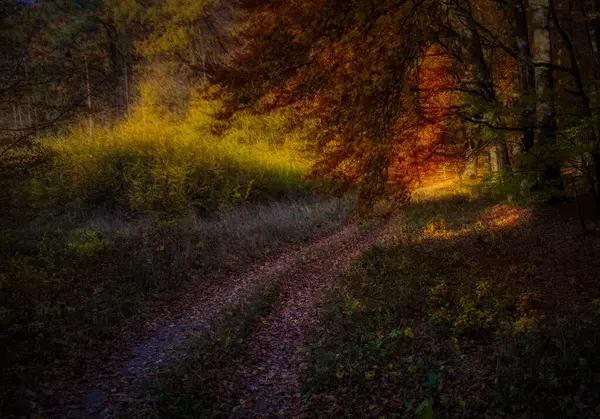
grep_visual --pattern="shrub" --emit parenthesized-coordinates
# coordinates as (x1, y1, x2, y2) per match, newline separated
(27, 99, 313, 218)
(66, 228, 111, 258)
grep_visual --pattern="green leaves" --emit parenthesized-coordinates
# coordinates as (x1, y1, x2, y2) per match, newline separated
(424, 372, 439, 388)
(415, 399, 435, 419)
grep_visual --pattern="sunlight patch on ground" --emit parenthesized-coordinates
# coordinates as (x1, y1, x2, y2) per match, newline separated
(411, 179, 481, 203)
(479, 204, 531, 229)
(420, 203, 531, 241)
(421, 224, 482, 240)
(412, 180, 458, 201)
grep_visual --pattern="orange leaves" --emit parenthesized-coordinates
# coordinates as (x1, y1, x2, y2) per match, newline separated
(223, 0, 451, 208)
(479, 204, 531, 229)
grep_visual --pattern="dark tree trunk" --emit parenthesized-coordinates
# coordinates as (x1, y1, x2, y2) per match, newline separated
(550, 0, 593, 119)
(531, 0, 563, 189)
(513, 0, 535, 152)
(532, 0, 555, 148)
(588, 0, 600, 55)
(552, 0, 600, 204)
(462, 0, 511, 169)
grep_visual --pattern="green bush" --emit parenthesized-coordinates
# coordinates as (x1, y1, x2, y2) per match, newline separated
(66, 228, 111, 258)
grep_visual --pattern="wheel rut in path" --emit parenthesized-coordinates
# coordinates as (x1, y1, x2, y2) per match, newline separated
(216, 220, 391, 418)
(68, 221, 387, 418)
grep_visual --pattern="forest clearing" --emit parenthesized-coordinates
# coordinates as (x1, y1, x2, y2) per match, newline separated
(4, 0, 600, 417)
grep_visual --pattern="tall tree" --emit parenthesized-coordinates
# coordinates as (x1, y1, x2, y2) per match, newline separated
(221, 0, 439, 208)
(512, 0, 535, 152)
(531, 0, 556, 147)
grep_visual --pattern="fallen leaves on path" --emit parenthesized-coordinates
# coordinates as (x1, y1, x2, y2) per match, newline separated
(56, 219, 390, 417)
(213, 220, 392, 417)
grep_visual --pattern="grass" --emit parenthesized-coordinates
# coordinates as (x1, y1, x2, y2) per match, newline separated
(139, 280, 282, 418)
(305, 185, 600, 418)
(0, 195, 350, 415)
(0, 93, 351, 415)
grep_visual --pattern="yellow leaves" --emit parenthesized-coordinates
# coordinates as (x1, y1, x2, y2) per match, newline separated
(408, 364, 418, 373)
(46, 91, 312, 215)
(364, 370, 376, 380)
(424, 218, 447, 236)
(138, 26, 189, 58)
(513, 316, 539, 333)
(451, 336, 461, 353)
(399, 255, 412, 272)
(404, 327, 414, 339)
(335, 370, 345, 379)
(475, 280, 492, 299)
(352, 299, 364, 313)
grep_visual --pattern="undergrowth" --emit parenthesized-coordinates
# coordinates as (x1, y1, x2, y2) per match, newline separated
(0, 86, 349, 415)
(306, 187, 600, 418)
(140, 280, 282, 417)
(24, 95, 312, 218)
(0, 196, 349, 415)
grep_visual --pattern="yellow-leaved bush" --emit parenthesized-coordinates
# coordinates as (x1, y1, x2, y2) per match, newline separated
(29, 88, 313, 216)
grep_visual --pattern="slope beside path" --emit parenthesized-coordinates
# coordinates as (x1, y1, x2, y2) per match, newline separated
(58, 219, 390, 418)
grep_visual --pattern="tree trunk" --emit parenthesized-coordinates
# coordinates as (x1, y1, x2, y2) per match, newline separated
(582, 0, 600, 114)
(551, 0, 600, 201)
(550, 0, 593, 119)
(513, 0, 535, 152)
(531, 0, 562, 191)
(464, 157, 478, 178)
(464, 138, 479, 178)
(489, 146, 499, 172)
(17, 104, 24, 132)
(531, 0, 555, 148)
(461, 0, 511, 170)
(124, 60, 130, 117)
(12, 104, 18, 138)
(84, 54, 93, 136)
(586, 0, 600, 55)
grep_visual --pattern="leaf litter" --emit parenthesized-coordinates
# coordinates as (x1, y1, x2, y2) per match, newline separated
(55, 218, 392, 417)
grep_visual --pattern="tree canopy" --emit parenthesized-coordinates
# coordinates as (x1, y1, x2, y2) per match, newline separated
(2, 0, 600, 207)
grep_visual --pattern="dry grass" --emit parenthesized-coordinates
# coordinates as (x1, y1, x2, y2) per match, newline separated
(0, 195, 351, 415)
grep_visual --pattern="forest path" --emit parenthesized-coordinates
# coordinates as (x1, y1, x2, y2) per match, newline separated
(213, 219, 392, 417)
(66, 218, 391, 418)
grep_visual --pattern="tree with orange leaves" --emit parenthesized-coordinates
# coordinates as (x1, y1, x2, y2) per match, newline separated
(218, 0, 529, 207)
(219, 0, 445, 209)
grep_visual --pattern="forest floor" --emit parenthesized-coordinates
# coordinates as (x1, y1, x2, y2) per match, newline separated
(51, 217, 391, 418)
(10, 184, 600, 418)
(302, 190, 600, 418)
(123, 185, 600, 419)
